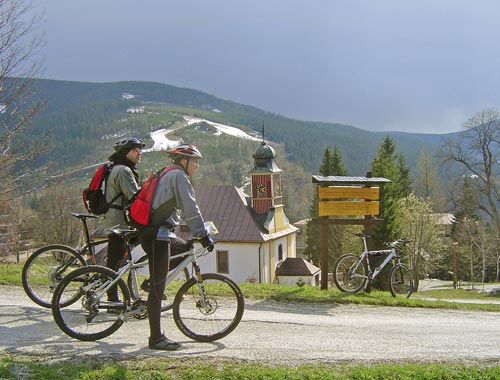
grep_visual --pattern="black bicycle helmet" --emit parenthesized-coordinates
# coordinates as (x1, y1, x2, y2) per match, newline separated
(113, 137, 145, 152)
(167, 144, 202, 160)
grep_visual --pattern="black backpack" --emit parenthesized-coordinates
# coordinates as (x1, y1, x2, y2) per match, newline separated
(82, 163, 121, 215)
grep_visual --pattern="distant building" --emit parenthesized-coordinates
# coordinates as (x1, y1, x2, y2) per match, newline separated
(293, 219, 310, 260)
(127, 106, 145, 114)
(176, 139, 298, 284)
(276, 257, 320, 286)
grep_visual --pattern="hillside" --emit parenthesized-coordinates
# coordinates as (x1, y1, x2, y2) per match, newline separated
(28, 79, 451, 221)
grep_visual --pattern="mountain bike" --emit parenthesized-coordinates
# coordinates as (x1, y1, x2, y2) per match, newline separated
(22, 212, 109, 308)
(333, 233, 414, 298)
(51, 223, 245, 343)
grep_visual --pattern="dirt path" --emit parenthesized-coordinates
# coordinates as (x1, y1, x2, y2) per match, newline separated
(1, 285, 500, 365)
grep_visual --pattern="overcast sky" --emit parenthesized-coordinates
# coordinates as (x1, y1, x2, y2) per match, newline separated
(35, 0, 500, 134)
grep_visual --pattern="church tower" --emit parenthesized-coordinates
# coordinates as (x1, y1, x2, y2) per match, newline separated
(249, 138, 289, 233)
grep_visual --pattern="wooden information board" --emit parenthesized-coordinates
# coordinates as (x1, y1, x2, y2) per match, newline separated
(318, 186, 380, 217)
(311, 175, 391, 290)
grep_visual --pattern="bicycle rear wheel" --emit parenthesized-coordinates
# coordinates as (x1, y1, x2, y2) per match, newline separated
(51, 265, 130, 341)
(389, 264, 413, 298)
(333, 254, 367, 293)
(172, 273, 244, 342)
(22, 244, 86, 308)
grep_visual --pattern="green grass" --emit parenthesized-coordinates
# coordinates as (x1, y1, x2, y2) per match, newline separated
(412, 287, 500, 300)
(3, 262, 500, 311)
(2, 356, 500, 380)
(2, 262, 500, 377)
(0, 263, 22, 285)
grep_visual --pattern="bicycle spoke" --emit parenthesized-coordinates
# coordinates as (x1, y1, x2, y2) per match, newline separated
(173, 273, 244, 342)
(22, 245, 85, 308)
(52, 266, 129, 341)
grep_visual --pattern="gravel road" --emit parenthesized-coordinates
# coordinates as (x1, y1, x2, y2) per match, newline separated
(2, 285, 500, 365)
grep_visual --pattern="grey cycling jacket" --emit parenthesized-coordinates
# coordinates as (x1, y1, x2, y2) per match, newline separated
(150, 165, 208, 238)
(102, 164, 140, 231)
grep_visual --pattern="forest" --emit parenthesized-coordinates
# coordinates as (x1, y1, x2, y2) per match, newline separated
(3, 78, 499, 289)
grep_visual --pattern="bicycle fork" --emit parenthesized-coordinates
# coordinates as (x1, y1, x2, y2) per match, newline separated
(192, 262, 214, 314)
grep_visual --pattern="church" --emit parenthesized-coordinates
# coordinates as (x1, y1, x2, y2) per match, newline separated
(179, 139, 298, 284)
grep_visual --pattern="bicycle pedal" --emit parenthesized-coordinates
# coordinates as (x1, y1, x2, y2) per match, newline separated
(140, 279, 150, 292)
(140, 279, 167, 300)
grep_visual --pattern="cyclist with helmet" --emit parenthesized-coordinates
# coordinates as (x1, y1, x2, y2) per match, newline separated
(138, 143, 214, 351)
(103, 137, 144, 302)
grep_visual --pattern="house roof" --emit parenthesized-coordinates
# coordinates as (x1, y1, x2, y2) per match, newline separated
(185, 184, 296, 243)
(275, 257, 320, 276)
(312, 175, 391, 185)
(432, 213, 456, 225)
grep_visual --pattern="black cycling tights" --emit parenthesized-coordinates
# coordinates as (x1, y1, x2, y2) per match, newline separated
(142, 238, 169, 342)
(140, 234, 191, 342)
(106, 234, 128, 301)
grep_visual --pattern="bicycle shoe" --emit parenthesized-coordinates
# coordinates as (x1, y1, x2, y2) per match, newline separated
(140, 279, 167, 301)
(148, 335, 181, 351)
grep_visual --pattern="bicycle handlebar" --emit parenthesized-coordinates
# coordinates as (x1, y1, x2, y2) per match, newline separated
(385, 238, 412, 248)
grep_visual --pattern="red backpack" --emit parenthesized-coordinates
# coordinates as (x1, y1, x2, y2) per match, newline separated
(82, 164, 122, 215)
(124, 166, 179, 228)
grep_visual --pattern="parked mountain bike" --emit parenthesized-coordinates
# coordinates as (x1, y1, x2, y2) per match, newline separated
(22, 213, 109, 308)
(51, 223, 245, 343)
(333, 233, 414, 298)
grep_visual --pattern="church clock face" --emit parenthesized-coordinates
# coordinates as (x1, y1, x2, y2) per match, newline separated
(256, 183, 268, 198)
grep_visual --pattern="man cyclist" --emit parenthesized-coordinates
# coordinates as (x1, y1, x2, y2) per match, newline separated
(138, 143, 214, 351)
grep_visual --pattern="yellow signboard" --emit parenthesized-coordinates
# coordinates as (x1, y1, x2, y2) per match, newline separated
(318, 201, 379, 216)
(318, 186, 379, 200)
(317, 186, 380, 216)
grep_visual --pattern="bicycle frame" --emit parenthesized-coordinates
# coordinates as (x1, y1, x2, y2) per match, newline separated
(354, 235, 400, 281)
(368, 249, 396, 279)
(87, 241, 199, 318)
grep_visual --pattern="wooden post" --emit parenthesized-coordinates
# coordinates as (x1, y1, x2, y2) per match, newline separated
(320, 220, 329, 290)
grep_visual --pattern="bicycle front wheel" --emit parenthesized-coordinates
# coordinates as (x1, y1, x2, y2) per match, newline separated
(172, 273, 244, 342)
(333, 254, 367, 293)
(51, 265, 130, 341)
(389, 264, 413, 298)
(22, 244, 86, 308)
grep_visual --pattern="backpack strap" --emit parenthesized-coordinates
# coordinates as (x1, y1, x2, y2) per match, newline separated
(106, 164, 124, 210)
(108, 193, 123, 210)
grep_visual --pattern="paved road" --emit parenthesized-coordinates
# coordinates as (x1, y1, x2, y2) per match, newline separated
(1, 285, 500, 365)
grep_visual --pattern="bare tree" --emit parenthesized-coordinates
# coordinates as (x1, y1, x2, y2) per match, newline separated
(439, 108, 500, 235)
(456, 218, 495, 288)
(414, 147, 447, 212)
(0, 0, 48, 201)
(397, 193, 445, 290)
(28, 184, 84, 247)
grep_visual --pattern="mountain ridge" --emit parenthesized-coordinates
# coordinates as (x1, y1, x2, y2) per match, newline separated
(25, 78, 454, 220)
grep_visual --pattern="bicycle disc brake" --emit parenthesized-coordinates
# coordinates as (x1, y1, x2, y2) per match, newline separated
(195, 297, 217, 315)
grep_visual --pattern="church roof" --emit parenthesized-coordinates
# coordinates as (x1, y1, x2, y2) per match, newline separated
(184, 184, 296, 243)
(250, 141, 282, 173)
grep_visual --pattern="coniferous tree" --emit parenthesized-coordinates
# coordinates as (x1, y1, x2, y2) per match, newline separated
(331, 146, 348, 176)
(369, 136, 411, 289)
(453, 175, 480, 224)
(397, 154, 412, 198)
(370, 136, 407, 247)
